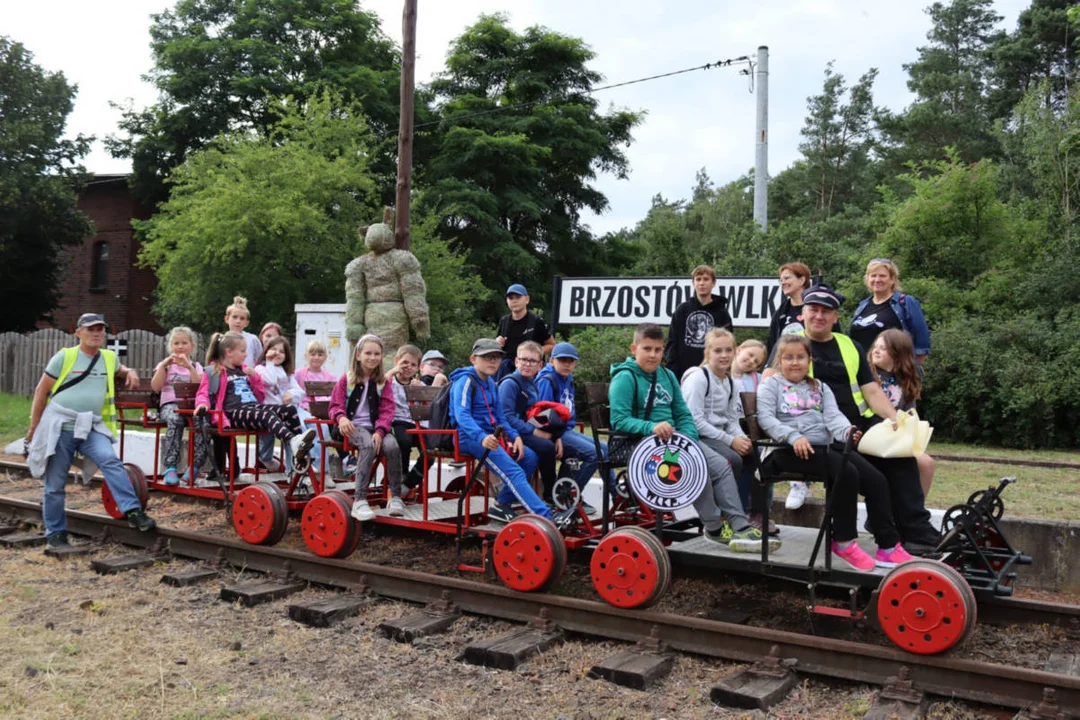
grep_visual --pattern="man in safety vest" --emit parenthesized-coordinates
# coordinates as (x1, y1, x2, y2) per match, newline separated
(798, 285, 940, 550)
(25, 314, 157, 549)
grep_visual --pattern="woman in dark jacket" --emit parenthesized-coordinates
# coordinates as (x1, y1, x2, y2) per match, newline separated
(766, 261, 813, 355)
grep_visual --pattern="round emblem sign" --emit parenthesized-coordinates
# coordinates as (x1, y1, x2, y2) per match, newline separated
(626, 432, 708, 512)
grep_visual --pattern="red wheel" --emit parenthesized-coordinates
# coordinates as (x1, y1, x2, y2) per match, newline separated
(877, 559, 977, 654)
(517, 515, 567, 591)
(618, 526, 672, 601)
(492, 517, 562, 592)
(591, 527, 670, 609)
(233, 484, 289, 545)
(302, 492, 355, 558)
(102, 464, 149, 519)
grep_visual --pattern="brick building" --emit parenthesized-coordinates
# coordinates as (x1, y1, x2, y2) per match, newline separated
(49, 174, 162, 333)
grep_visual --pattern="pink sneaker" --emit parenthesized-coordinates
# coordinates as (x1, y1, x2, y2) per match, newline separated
(831, 540, 875, 571)
(875, 544, 915, 568)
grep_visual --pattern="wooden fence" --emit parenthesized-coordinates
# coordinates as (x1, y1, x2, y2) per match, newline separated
(0, 329, 205, 396)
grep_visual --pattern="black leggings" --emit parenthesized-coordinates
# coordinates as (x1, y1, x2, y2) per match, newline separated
(763, 446, 901, 548)
(853, 453, 938, 546)
(224, 404, 302, 442)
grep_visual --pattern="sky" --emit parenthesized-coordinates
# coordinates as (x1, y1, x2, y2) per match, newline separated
(4, 0, 1030, 236)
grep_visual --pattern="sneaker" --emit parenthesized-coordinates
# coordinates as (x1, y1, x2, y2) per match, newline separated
(704, 528, 726, 545)
(163, 467, 180, 486)
(730, 526, 782, 554)
(46, 532, 70, 549)
(126, 509, 157, 532)
(580, 501, 600, 518)
(288, 429, 317, 462)
(486, 503, 517, 524)
(180, 468, 196, 485)
(342, 456, 357, 477)
(784, 481, 811, 510)
(875, 543, 915, 568)
(261, 458, 283, 473)
(831, 539, 875, 571)
(388, 497, 406, 517)
(351, 500, 375, 522)
(748, 513, 780, 537)
(718, 518, 734, 544)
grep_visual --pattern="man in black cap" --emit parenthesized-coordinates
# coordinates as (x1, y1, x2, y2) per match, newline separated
(25, 314, 157, 548)
(797, 286, 940, 549)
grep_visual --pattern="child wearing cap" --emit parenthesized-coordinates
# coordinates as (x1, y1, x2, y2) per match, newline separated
(495, 284, 554, 381)
(449, 338, 551, 523)
(535, 341, 615, 500)
(418, 349, 449, 387)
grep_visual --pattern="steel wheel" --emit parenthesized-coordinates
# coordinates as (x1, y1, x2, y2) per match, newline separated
(233, 484, 289, 545)
(302, 491, 355, 558)
(591, 527, 669, 609)
(102, 464, 149, 519)
(877, 559, 977, 654)
(492, 516, 562, 592)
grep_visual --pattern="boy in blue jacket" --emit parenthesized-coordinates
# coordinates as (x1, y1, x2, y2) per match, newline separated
(535, 341, 614, 501)
(450, 338, 550, 523)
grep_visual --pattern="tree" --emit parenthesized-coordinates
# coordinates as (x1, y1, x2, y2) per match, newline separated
(419, 14, 642, 317)
(0, 37, 92, 331)
(879, 0, 1004, 166)
(136, 91, 377, 332)
(107, 0, 401, 206)
(798, 63, 880, 217)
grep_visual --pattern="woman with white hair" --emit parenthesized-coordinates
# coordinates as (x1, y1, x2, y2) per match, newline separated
(849, 259, 931, 365)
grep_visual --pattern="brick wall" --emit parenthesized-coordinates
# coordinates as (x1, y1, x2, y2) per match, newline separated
(49, 175, 162, 333)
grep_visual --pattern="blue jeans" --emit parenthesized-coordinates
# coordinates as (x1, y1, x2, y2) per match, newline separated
(44, 429, 141, 536)
(459, 437, 548, 519)
(560, 430, 614, 492)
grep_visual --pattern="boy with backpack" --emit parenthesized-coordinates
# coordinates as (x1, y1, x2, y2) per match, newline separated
(448, 338, 551, 523)
(664, 265, 734, 381)
(535, 341, 613, 504)
(495, 284, 555, 380)
(609, 323, 776, 553)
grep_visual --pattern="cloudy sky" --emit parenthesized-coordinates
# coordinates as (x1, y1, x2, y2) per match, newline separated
(5, 0, 1029, 235)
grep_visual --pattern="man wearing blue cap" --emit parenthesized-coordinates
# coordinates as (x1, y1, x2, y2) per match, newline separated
(495, 283, 554, 380)
(536, 341, 615, 499)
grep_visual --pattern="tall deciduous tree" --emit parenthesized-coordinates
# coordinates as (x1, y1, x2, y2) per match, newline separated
(0, 37, 92, 331)
(136, 91, 377, 332)
(880, 0, 1004, 165)
(419, 14, 642, 315)
(107, 0, 401, 205)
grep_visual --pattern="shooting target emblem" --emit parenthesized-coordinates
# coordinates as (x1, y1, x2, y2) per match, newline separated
(627, 432, 708, 511)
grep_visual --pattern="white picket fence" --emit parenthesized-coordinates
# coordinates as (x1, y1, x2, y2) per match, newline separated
(0, 329, 206, 396)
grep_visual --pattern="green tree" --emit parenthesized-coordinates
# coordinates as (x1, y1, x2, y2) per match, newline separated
(419, 14, 643, 317)
(107, 0, 401, 205)
(0, 37, 92, 331)
(798, 63, 880, 217)
(879, 0, 1004, 166)
(136, 91, 377, 332)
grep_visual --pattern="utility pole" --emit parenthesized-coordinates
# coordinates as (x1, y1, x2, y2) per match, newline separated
(753, 45, 769, 231)
(394, 0, 418, 250)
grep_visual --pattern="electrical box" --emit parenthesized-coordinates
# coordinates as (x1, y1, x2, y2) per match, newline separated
(294, 303, 349, 377)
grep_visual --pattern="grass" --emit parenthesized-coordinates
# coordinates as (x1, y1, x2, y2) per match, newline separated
(0, 394, 30, 446)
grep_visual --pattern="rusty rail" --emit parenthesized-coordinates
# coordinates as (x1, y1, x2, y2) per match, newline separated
(1, 495, 1079, 713)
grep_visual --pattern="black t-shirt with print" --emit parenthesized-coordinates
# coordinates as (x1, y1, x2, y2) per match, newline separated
(849, 299, 901, 354)
(221, 367, 258, 412)
(498, 311, 551, 359)
(809, 336, 874, 426)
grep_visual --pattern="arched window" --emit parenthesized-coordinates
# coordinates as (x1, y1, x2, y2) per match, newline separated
(91, 241, 109, 291)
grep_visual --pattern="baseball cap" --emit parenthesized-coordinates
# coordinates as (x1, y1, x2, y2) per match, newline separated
(551, 342, 578, 360)
(471, 338, 504, 356)
(76, 313, 106, 329)
(505, 283, 528, 297)
(801, 285, 845, 309)
(421, 349, 447, 364)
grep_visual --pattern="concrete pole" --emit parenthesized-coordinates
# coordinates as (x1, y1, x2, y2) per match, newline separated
(394, 0, 418, 250)
(753, 45, 769, 231)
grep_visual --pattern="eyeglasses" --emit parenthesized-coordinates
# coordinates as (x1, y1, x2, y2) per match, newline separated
(780, 355, 808, 362)
(516, 358, 541, 366)
(869, 258, 894, 266)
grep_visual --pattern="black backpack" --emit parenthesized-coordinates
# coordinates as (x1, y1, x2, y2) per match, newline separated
(426, 379, 476, 451)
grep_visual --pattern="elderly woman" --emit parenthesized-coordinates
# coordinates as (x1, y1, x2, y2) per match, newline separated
(766, 262, 813, 355)
(849, 259, 931, 364)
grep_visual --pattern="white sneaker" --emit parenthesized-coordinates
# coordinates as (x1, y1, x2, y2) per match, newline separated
(784, 481, 811, 510)
(288, 429, 316, 461)
(388, 497, 406, 517)
(351, 500, 375, 522)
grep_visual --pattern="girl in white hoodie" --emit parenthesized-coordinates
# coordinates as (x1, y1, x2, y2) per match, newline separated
(255, 336, 303, 472)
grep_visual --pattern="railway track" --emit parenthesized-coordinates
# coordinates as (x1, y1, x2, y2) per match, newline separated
(1, 494, 1078, 716)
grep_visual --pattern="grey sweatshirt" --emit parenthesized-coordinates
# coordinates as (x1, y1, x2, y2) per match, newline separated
(756, 375, 852, 446)
(680, 365, 746, 445)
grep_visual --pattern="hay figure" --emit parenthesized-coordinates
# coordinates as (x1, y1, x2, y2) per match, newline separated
(345, 208, 430, 356)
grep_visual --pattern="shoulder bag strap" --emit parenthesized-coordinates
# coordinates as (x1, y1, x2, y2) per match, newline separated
(52, 352, 101, 397)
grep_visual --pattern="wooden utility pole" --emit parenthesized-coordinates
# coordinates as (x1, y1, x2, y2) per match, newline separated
(394, 0, 418, 250)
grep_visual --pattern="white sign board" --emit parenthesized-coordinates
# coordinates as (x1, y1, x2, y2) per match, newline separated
(627, 432, 709, 511)
(553, 276, 780, 328)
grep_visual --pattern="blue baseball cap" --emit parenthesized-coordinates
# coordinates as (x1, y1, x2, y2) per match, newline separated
(505, 283, 528, 297)
(801, 284, 845, 309)
(551, 342, 578, 360)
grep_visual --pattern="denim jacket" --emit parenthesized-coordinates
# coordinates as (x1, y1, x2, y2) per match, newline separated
(852, 291, 931, 357)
